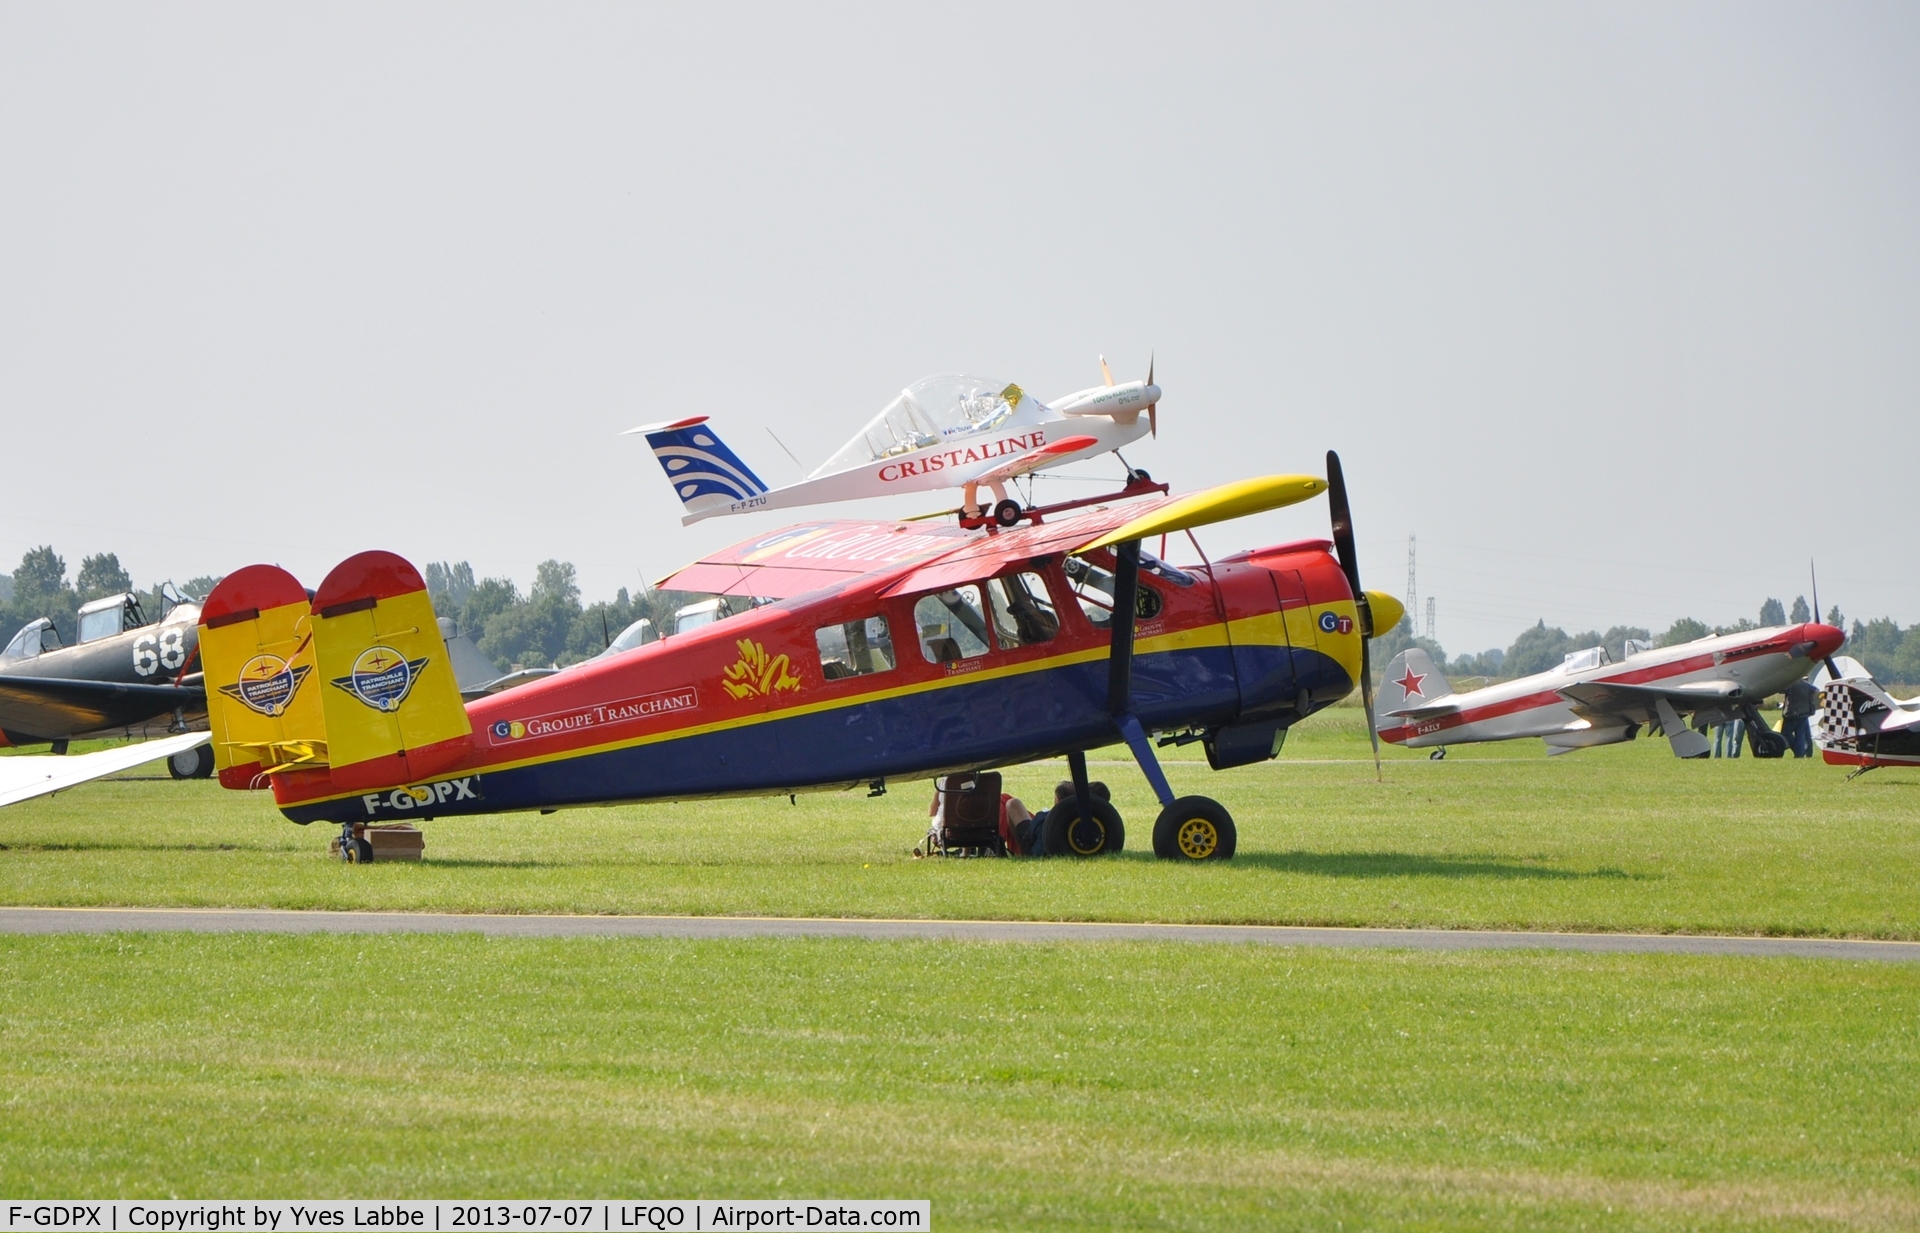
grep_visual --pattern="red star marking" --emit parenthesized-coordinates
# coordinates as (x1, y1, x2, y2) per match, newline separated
(1395, 669, 1427, 698)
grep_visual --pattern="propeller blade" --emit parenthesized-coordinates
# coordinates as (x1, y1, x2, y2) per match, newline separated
(1146, 353, 1157, 437)
(1099, 355, 1116, 387)
(1326, 450, 1381, 780)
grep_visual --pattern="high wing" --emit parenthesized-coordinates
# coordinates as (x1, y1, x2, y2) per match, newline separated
(654, 474, 1329, 603)
(0, 732, 210, 808)
(0, 676, 205, 741)
(1558, 678, 1745, 722)
(656, 520, 977, 600)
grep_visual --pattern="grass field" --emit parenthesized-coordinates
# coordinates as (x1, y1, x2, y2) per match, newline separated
(2, 707, 1915, 937)
(5, 711, 1919, 1222)
(3, 934, 1918, 1229)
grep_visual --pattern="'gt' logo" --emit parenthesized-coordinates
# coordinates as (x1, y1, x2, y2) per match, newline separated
(1318, 611, 1354, 635)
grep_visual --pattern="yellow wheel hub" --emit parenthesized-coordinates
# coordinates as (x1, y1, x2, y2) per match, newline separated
(1177, 817, 1218, 859)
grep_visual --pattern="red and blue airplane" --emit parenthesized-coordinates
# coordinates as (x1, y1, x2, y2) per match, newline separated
(196, 456, 1402, 862)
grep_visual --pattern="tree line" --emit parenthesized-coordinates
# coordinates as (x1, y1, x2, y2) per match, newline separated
(5, 546, 1919, 686)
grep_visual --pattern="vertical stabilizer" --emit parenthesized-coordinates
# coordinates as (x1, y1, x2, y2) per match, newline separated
(309, 551, 473, 791)
(629, 416, 770, 521)
(198, 565, 326, 789)
(1376, 647, 1452, 730)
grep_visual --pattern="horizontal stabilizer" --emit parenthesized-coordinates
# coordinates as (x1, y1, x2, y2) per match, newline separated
(0, 732, 210, 809)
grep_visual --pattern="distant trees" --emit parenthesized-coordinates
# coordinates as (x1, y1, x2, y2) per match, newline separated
(1759, 597, 1786, 626)
(1658, 617, 1710, 647)
(426, 559, 681, 673)
(1790, 596, 1811, 623)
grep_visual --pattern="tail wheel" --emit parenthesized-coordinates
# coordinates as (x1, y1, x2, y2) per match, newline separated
(1152, 796, 1237, 861)
(167, 744, 214, 780)
(1043, 798, 1125, 857)
(992, 499, 1024, 528)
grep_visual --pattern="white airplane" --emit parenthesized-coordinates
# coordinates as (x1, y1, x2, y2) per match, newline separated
(1375, 621, 1845, 759)
(629, 360, 1161, 527)
(1811, 656, 1920, 773)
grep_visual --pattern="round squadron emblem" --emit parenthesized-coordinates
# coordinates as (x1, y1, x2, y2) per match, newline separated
(224, 654, 310, 717)
(343, 646, 420, 712)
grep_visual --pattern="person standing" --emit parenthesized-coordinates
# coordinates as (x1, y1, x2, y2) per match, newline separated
(1782, 677, 1817, 758)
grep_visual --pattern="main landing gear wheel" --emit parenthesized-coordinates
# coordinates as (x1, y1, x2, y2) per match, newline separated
(992, 498, 1024, 528)
(342, 837, 374, 863)
(1429, 748, 1447, 761)
(167, 744, 215, 780)
(1152, 796, 1237, 861)
(1044, 798, 1125, 857)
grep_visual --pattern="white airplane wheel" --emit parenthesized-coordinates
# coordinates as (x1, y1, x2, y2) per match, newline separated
(167, 744, 214, 779)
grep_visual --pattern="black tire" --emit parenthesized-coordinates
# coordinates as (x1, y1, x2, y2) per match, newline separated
(167, 744, 214, 780)
(1152, 796, 1237, 861)
(992, 498, 1023, 528)
(1429, 748, 1447, 761)
(1042, 798, 1125, 857)
(1750, 730, 1788, 759)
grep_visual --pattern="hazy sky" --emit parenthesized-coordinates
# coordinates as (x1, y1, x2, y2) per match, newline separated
(3, 3, 1914, 655)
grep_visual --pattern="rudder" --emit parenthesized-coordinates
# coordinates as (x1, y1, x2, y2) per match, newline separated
(626, 415, 770, 522)
(198, 565, 326, 789)
(1377, 647, 1452, 731)
(310, 551, 473, 791)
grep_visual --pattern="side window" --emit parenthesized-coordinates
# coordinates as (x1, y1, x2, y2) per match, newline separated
(1064, 558, 1114, 627)
(1063, 556, 1161, 625)
(914, 587, 991, 663)
(815, 615, 896, 680)
(986, 572, 1060, 649)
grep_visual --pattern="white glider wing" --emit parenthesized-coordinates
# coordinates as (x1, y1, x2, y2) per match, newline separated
(0, 732, 211, 809)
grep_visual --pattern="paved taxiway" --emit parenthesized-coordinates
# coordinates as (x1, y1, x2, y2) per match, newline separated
(2, 907, 1915, 961)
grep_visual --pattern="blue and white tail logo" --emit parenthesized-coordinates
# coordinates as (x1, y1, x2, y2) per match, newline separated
(628, 416, 769, 519)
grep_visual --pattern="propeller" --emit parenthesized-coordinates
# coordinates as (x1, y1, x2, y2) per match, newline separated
(1099, 355, 1116, 387)
(1326, 450, 1381, 780)
(1146, 353, 1157, 439)
(1812, 560, 1841, 682)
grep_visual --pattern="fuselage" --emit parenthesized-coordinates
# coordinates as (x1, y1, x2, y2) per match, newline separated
(693, 389, 1154, 522)
(0, 601, 205, 744)
(267, 538, 1361, 824)
(1380, 623, 1843, 750)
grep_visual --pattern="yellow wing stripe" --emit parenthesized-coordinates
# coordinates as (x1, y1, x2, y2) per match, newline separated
(1078, 474, 1327, 552)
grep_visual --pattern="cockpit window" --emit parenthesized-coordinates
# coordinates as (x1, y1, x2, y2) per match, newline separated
(812, 374, 1027, 477)
(3, 618, 58, 660)
(1559, 647, 1609, 673)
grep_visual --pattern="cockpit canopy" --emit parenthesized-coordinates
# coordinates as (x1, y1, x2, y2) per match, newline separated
(811, 374, 1028, 478)
(77, 593, 148, 644)
(1559, 647, 1611, 674)
(2, 617, 61, 661)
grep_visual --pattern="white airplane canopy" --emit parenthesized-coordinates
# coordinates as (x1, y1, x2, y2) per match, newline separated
(811, 374, 1025, 478)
